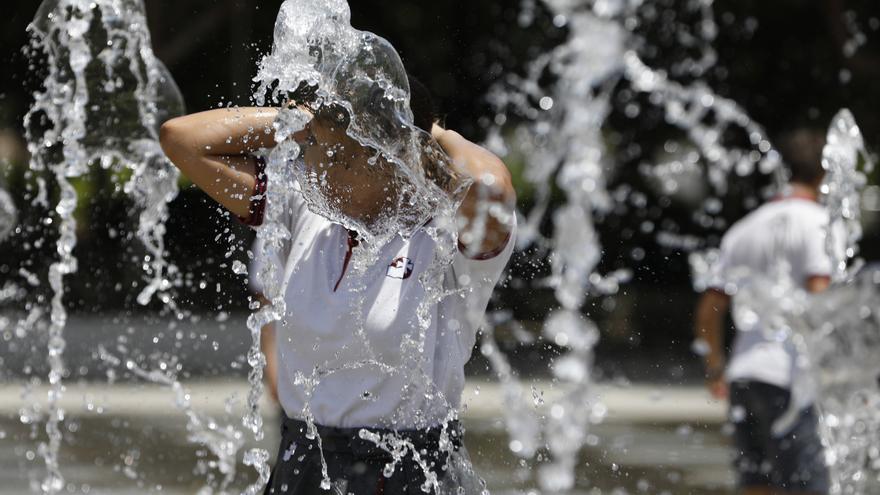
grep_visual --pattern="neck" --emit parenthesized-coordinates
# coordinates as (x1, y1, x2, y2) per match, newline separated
(784, 182, 820, 202)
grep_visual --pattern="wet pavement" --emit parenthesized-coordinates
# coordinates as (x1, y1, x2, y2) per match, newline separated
(0, 381, 735, 494)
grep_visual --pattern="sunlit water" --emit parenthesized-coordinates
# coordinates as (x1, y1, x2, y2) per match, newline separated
(8, 0, 878, 494)
(22, 0, 183, 492)
(0, 187, 16, 243)
(483, 0, 782, 491)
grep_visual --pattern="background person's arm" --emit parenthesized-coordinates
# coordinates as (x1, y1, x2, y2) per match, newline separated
(806, 275, 831, 293)
(694, 289, 731, 399)
(432, 126, 516, 256)
(160, 107, 279, 220)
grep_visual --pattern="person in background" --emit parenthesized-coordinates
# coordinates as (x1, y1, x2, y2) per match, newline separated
(694, 129, 833, 495)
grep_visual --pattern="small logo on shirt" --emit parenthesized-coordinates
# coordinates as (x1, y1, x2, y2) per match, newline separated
(387, 257, 414, 280)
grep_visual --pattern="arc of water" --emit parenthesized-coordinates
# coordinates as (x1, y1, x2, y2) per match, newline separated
(24, 1, 185, 492)
(483, 0, 789, 490)
(24, 3, 95, 491)
(820, 108, 874, 282)
(98, 347, 245, 493)
(242, 117, 308, 494)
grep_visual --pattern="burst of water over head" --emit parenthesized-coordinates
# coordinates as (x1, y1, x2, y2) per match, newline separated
(255, 0, 471, 248)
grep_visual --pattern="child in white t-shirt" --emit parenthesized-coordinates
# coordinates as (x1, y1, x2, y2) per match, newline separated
(161, 75, 515, 494)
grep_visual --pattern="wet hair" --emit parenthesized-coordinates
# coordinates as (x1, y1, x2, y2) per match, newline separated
(288, 81, 320, 107)
(406, 73, 436, 134)
(775, 128, 827, 185)
(288, 76, 435, 134)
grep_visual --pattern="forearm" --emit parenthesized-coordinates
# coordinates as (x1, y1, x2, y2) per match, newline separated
(162, 107, 278, 155)
(697, 317, 725, 372)
(694, 291, 729, 373)
(432, 126, 516, 252)
(433, 127, 511, 194)
(160, 107, 279, 218)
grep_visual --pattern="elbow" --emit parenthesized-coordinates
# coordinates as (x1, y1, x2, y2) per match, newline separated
(498, 161, 515, 205)
(159, 117, 189, 164)
(159, 118, 180, 153)
(482, 157, 515, 207)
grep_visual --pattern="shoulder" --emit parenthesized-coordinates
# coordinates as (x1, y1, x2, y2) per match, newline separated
(780, 200, 829, 230)
(721, 212, 755, 246)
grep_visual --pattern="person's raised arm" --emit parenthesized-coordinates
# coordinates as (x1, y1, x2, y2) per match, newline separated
(432, 126, 516, 256)
(694, 289, 731, 399)
(160, 107, 279, 220)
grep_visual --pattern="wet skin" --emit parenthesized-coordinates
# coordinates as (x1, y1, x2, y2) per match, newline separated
(294, 114, 402, 226)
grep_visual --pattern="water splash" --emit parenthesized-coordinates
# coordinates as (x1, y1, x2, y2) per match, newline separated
(254, 0, 470, 249)
(768, 110, 875, 435)
(98, 347, 246, 494)
(25, 3, 96, 490)
(0, 187, 17, 242)
(27, 0, 185, 310)
(239, 110, 305, 493)
(687, 110, 878, 493)
(484, 9, 637, 485)
(482, 0, 778, 489)
(820, 109, 873, 281)
(24, 0, 183, 491)
(797, 110, 876, 493)
(800, 266, 880, 494)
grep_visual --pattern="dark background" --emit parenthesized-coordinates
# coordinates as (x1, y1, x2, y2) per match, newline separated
(1, 0, 879, 380)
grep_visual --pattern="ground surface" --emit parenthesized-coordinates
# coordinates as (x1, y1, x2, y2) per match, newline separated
(0, 381, 734, 494)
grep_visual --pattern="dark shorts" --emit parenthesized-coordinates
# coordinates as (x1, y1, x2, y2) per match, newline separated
(264, 416, 485, 495)
(729, 380, 830, 494)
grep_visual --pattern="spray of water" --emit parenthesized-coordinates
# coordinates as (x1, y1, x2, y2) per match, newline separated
(24, 0, 183, 491)
(801, 266, 880, 494)
(820, 109, 873, 281)
(253, 0, 470, 249)
(482, 0, 787, 490)
(792, 110, 876, 494)
(98, 347, 246, 494)
(0, 187, 17, 242)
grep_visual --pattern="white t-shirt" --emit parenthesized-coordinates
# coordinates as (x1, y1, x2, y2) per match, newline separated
(710, 197, 834, 389)
(250, 183, 515, 429)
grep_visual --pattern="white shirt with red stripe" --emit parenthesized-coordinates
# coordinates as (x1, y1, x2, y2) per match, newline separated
(710, 196, 838, 390)
(250, 182, 515, 429)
